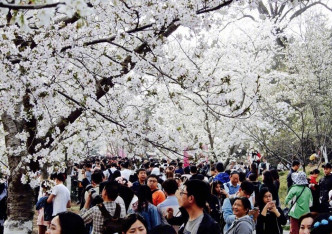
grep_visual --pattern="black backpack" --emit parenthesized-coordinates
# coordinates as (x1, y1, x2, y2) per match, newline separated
(98, 203, 123, 234)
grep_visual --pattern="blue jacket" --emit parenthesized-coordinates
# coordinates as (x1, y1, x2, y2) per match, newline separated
(36, 196, 53, 221)
(214, 172, 230, 184)
(129, 203, 161, 231)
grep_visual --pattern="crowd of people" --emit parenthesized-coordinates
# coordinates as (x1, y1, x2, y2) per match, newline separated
(1, 156, 332, 234)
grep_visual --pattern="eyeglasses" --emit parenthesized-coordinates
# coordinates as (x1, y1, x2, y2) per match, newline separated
(180, 191, 188, 196)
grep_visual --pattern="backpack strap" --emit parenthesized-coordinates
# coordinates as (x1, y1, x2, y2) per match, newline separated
(98, 203, 121, 219)
(113, 203, 121, 219)
(98, 203, 112, 219)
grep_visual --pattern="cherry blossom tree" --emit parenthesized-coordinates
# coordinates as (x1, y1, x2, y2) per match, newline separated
(1, 0, 329, 232)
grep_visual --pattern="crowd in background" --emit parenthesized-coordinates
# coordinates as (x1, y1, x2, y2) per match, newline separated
(1, 155, 332, 234)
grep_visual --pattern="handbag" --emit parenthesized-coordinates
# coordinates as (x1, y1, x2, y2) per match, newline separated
(283, 186, 305, 219)
(98, 203, 123, 234)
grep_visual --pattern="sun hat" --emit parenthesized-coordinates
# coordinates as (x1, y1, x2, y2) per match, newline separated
(291, 172, 308, 185)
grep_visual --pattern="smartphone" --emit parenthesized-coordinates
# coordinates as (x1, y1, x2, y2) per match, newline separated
(272, 200, 276, 204)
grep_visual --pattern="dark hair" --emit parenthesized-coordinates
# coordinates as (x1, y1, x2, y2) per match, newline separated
(104, 181, 119, 200)
(233, 197, 251, 214)
(240, 181, 254, 196)
(216, 162, 224, 172)
(122, 213, 148, 233)
(270, 169, 279, 181)
(137, 185, 152, 212)
(85, 163, 92, 168)
(137, 168, 146, 174)
(190, 165, 197, 174)
(262, 171, 274, 185)
(110, 170, 121, 182)
(55, 172, 66, 182)
(150, 224, 176, 234)
(298, 212, 317, 228)
(184, 179, 209, 208)
(250, 163, 258, 174)
(121, 161, 129, 168)
(248, 173, 258, 182)
(57, 212, 87, 234)
(239, 172, 246, 183)
(211, 180, 224, 197)
(148, 174, 158, 180)
(91, 171, 103, 184)
(184, 166, 190, 174)
(162, 179, 178, 195)
(310, 169, 320, 175)
(292, 160, 300, 167)
(257, 187, 273, 210)
(230, 171, 239, 177)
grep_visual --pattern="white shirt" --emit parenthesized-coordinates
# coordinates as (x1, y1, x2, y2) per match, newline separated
(115, 196, 127, 217)
(120, 169, 132, 181)
(51, 183, 70, 216)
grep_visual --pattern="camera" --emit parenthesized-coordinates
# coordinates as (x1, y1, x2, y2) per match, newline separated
(85, 184, 103, 204)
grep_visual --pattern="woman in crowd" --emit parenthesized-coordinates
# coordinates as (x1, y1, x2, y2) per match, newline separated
(285, 172, 313, 234)
(122, 213, 148, 234)
(128, 185, 161, 231)
(256, 187, 286, 234)
(225, 197, 255, 234)
(298, 212, 317, 234)
(46, 211, 87, 234)
(211, 180, 226, 210)
(259, 171, 279, 207)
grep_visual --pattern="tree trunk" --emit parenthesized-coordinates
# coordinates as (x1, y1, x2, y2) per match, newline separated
(2, 106, 34, 234)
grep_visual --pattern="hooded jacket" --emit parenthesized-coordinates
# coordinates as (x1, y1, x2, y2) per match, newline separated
(225, 215, 255, 234)
(285, 184, 312, 219)
(214, 172, 230, 184)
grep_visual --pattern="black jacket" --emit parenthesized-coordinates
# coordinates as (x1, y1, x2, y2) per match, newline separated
(256, 207, 287, 234)
(287, 168, 296, 189)
(319, 173, 332, 211)
(178, 213, 221, 234)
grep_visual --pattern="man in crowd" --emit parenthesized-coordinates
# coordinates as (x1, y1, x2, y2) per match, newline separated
(214, 162, 230, 184)
(319, 162, 332, 212)
(223, 171, 240, 196)
(85, 163, 93, 182)
(178, 179, 220, 233)
(80, 181, 126, 234)
(287, 160, 300, 189)
(147, 174, 166, 206)
(120, 161, 132, 181)
(175, 162, 184, 175)
(189, 165, 204, 180)
(157, 179, 180, 225)
(132, 168, 147, 194)
(222, 180, 256, 233)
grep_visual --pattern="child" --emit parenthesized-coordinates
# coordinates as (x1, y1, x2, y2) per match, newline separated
(36, 180, 53, 234)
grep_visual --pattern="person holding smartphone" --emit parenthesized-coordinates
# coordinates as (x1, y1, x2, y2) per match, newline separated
(256, 187, 287, 234)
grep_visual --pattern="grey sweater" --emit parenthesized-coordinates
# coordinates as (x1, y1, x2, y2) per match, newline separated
(225, 215, 255, 234)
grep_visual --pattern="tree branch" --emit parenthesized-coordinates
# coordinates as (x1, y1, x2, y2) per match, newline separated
(0, 2, 64, 10)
